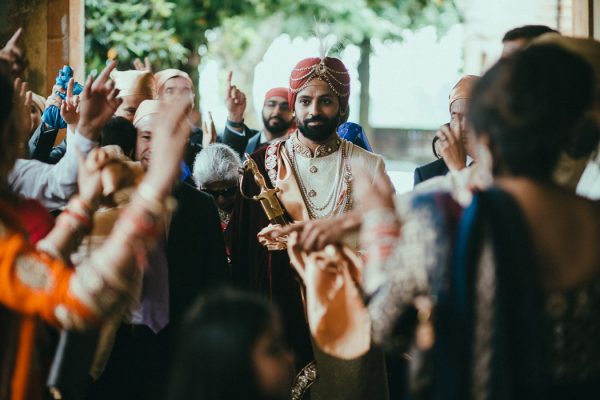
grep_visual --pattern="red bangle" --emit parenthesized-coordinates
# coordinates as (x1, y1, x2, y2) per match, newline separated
(120, 207, 160, 238)
(61, 209, 92, 231)
(70, 196, 94, 215)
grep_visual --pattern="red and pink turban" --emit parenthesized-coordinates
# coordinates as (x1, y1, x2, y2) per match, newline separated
(264, 87, 289, 103)
(288, 57, 350, 112)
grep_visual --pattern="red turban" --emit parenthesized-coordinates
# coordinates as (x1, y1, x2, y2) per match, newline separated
(288, 57, 350, 112)
(264, 87, 289, 103)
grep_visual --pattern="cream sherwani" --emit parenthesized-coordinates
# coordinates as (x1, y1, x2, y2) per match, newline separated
(268, 132, 385, 249)
(262, 131, 389, 400)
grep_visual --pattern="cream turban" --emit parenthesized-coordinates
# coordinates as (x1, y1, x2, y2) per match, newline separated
(154, 68, 193, 94)
(31, 93, 46, 113)
(449, 75, 480, 110)
(110, 70, 156, 99)
(133, 100, 161, 126)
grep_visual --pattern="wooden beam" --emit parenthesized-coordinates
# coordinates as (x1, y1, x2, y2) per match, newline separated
(572, 0, 592, 37)
(594, 0, 600, 39)
(0, 0, 48, 94)
(46, 0, 70, 93)
(69, 0, 84, 83)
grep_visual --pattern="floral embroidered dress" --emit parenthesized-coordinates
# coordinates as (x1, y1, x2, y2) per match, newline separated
(363, 188, 600, 400)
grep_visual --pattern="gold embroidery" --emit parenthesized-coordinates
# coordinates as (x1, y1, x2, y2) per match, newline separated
(291, 132, 341, 158)
(290, 361, 318, 400)
(15, 255, 54, 290)
(289, 59, 350, 97)
(287, 138, 353, 220)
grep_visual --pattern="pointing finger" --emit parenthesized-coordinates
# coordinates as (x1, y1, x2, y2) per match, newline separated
(67, 78, 74, 101)
(5, 28, 22, 48)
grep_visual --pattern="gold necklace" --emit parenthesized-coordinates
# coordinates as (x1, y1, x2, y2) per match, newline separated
(288, 139, 353, 219)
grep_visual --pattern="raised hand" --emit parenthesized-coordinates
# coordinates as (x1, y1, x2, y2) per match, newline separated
(272, 212, 361, 252)
(0, 28, 26, 77)
(77, 147, 114, 208)
(76, 61, 121, 141)
(202, 111, 217, 147)
(143, 100, 192, 198)
(45, 88, 63, 109)
(133, 57, 152, 72)
(225, 71, 246, 123)
(435, 123, 466, 171)
(60, 78, 81, 129)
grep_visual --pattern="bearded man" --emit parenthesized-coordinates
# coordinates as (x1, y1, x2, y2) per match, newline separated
(227, 56, 388, 400)
(223, 74, 294, 157)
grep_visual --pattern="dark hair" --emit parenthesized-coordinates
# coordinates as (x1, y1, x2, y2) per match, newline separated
(100, 116, 137, 158)
(502, 25, 559, 42)
(0, 61, 13, 126)
(0, 60, 17, 179)
(168, 289, 278, 400)
(469, 44, 594, 180)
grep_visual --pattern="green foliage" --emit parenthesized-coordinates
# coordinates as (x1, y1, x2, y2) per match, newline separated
(85, 0, 461, 89)
(85, 0, 460, 72)
(167, 0, 461, 55)
(85, 0, 188, 74)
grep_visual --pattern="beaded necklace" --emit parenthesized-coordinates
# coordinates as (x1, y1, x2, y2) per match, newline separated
(288, 137, 353, 220)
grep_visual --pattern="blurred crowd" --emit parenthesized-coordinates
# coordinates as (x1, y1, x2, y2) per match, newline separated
(1, 21, 600, 400)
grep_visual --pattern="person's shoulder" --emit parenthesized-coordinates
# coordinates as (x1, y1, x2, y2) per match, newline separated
(415, 158, 448, 177)
(348, 141, 380, 158)
(174, 182, 212, 204)
(418, 158, 447, 170)
(248, 144, 269, 165)
(249, 138, 286, 162)
(347, 141, 384, 169)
